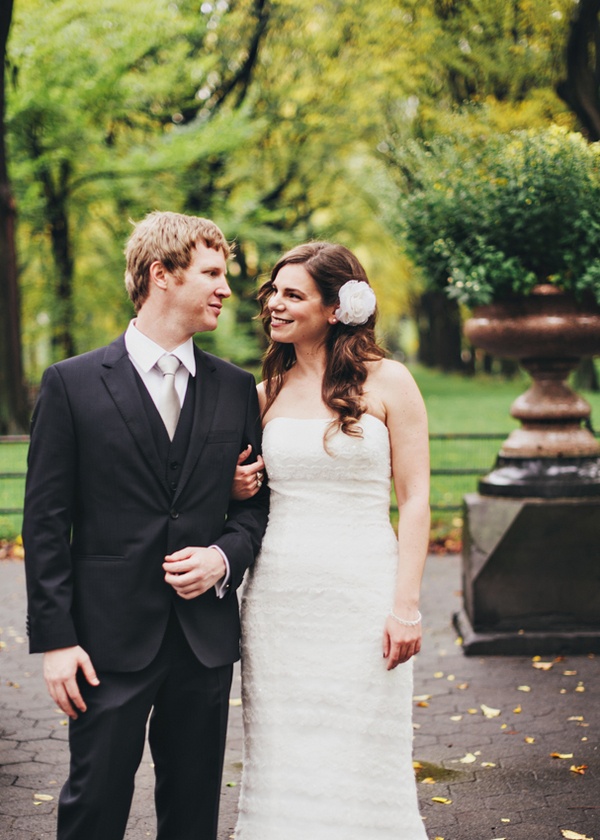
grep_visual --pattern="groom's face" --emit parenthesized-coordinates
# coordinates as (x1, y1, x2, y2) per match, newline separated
(170, 243, 231, 334)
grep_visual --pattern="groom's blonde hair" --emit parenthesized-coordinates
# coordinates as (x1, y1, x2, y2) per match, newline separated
(124, 211, 231, 312)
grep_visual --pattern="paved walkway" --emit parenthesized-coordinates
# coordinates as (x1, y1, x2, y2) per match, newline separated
(0, 554, 598, 840)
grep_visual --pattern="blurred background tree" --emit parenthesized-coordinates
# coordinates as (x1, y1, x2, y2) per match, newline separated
(2, 0, 597, 429)
(0, 0, 28, 433)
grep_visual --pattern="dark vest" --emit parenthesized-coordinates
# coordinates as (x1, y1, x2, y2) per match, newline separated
(134, 371, 196, 498)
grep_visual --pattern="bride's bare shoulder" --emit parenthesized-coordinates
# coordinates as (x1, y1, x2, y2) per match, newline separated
(366, 358, 417, 390)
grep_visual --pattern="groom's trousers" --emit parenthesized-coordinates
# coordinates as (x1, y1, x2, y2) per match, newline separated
(56, 611, 233, 840)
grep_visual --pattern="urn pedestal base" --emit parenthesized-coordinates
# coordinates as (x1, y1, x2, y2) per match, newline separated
(455, 493, 600, 655)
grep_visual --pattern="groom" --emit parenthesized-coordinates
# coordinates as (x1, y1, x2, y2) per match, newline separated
(23, 211, 268, 840)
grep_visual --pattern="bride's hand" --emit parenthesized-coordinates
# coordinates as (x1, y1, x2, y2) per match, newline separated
(231, 445, 265, 500)
(382, 615, 422, 670)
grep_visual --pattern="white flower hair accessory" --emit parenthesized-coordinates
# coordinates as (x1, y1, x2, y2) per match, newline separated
(334, 280, 377, 326)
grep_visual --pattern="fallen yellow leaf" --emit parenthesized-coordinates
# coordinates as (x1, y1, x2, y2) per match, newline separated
(457, 682, 469, 690)
(467, 708, 478, 715)
(568, 716, 584, 722)
(459, 753, 477, 764)
(564, 670, 577, 676)
(532, 661, 553, 670)
(413, 694, 432, 702)
(518, 685, 531, 692)
(513, 705, 522, 713)
(417, 701, 429, 708)
(525, 736, 535, 744)
(570, 764, 587, 775)
(431, 797, 452, 805)
(550, 752, 573, 759)
(434, 671, 444, 678)
(421, 777, 436, 784)
(33, 794, 54, 802)
(229, 698, 242, 707)
(450, 715, 463, 721)
(481, 762, 496, 767)
(561, 831, 593, 840)
(481, 704, 501, 718)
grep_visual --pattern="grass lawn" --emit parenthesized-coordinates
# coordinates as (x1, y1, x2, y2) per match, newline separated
(0, 441, 28, 540)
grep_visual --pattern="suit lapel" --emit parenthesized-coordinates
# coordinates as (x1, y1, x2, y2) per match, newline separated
(173, 345, 220, 503)
(100, 335, 168, 492)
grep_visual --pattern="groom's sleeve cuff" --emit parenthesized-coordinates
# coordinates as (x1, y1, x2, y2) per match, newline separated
(210, 545, 231, 598)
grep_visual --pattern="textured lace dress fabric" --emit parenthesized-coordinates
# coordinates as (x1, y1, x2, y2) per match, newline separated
(235, 415, 427, 840)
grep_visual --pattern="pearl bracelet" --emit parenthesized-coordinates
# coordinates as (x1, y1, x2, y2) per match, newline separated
(389, 609, 422, 627)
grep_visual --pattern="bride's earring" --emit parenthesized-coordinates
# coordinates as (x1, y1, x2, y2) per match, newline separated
(329, 316, 337, 324)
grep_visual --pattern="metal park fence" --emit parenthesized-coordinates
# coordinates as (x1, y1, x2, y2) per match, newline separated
(428, 432, 510, 513)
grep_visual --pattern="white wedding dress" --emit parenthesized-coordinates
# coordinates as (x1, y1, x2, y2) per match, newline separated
(235, 415, 428, 840)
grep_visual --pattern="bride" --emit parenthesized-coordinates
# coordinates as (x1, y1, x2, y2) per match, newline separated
(233, 242, 430, 839)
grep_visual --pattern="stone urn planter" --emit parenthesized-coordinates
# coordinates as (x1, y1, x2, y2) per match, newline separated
(464, 284, 600, 497)
(456, 286, 600, 653)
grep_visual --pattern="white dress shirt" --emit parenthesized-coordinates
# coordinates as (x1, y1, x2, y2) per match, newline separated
(124, 321, 230, 597)
(125, 320, 195, 410)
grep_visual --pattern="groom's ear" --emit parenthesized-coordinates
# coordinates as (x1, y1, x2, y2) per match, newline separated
(149, 260, 169, 291)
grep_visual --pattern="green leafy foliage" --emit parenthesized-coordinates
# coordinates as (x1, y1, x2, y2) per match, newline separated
(394, 127, 600, 307)
(3, 0, 594, 379)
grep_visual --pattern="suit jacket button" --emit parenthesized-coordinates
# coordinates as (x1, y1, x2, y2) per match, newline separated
(170, 509, 179, 520)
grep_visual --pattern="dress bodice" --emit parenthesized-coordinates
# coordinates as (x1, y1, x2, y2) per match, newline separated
(262, 414, 392, 527)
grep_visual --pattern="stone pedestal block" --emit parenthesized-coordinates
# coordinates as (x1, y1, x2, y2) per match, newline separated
(455, 493, 600, 655)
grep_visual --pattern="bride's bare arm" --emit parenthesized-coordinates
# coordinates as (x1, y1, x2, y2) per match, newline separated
(375, 360, 430, 670)
(231, 447, 265, 500)
(230, 383, 268, 501)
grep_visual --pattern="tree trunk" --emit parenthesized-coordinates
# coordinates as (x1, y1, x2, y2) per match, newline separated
(574, 357, 599, 392)
(415, 290, 464, 371)
(42, 160, 76, 360)
(0, 0, 29, 432)
(556, 0, 600, 141)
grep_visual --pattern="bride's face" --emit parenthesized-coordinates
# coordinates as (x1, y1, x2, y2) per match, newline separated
(267, 264, 336, 346)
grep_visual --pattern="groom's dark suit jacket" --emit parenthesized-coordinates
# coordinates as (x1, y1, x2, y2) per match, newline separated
(23, 334, 268, 672)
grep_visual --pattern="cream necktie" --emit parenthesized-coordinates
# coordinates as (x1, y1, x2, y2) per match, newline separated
(156, 354, 181, 440)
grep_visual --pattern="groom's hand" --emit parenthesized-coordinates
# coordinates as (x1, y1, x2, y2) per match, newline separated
(43, 646, 100, 719)
(163, 547, 226, 599)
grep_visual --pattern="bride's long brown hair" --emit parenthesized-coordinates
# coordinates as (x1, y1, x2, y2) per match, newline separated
(259, 242, 385, 439)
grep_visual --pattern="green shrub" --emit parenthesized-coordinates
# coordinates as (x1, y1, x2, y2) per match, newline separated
(395, 126, 600, 307)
